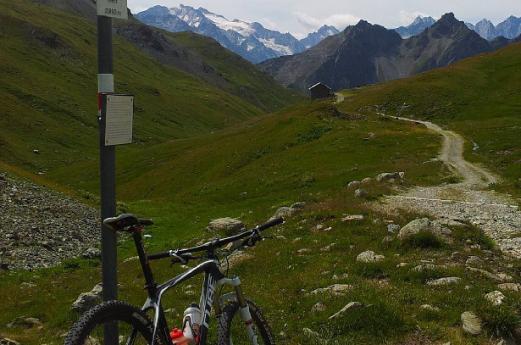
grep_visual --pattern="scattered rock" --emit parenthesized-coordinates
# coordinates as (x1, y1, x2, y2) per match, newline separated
(311, 302, 326, 313)
(387, 224, 400, 234)
(461, 311, 482, 335)
(412, 264, 437, 272)
(465, 256, 482, 267)
(72, 283, 103, 313)
(320, 243, 336, 252)
(342, 215, 364, 222)
(354, 188, 368, 198)
(498, 283, 521, 292)
(291, 202, 306, 210)
(7, 317, 43, 329)
(356, 250, 385, 263)
(0, 174, 99, 270)
(0, 338, 21, 345)
(332, 273, 349, 280)
(82, 247, 101, 259)
(297, 248, 311, 255)
(309, 284, 352, 296)
(223, 251, 254, 270)
(361, 178, 372, 184)
(426, 277, 461, 286)
(376, 172, 404, 182)
(467, 267, 513, 282)
(420, 304, 440, 312)
(347, 181, 361, 189)
(302, 328, 320, 338)
(398, 218, 451, 242)
(329, 302, 363, 320)
(272, 207, 296, 219)
(207, 218, 244, 234)
(485, 291, 505, 306)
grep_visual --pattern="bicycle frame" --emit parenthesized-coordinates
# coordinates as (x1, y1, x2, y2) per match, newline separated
(129, 232, 259, 345)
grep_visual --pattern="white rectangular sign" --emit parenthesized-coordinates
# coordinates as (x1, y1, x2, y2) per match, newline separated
(97, 0, 128, 20)
(105, 95, 134, 146)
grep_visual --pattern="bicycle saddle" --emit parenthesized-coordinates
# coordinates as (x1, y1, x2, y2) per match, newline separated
(103, 214, 153, 232)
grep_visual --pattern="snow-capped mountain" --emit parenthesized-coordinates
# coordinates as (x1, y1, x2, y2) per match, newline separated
(394, 16, 436, 38)
(300, 25, 340, 49)
(135, 5, 338, 63)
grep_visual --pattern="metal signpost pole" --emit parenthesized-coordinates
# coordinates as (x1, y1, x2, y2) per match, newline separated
(98, 12, 118, 345)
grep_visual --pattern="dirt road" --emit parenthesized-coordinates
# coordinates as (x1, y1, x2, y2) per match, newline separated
(375, 114, 521, 258)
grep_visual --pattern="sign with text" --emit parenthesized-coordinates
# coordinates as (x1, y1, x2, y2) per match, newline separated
(97, 0, 128, 20)
(104, 94, 134, 146)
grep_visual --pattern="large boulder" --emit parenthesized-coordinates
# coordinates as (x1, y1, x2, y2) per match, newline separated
(72, 283, 103, 314)
(398, 218, 451, 242)
(207, 218, 245, 235)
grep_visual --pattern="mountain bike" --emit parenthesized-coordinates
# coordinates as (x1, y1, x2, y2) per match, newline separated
(64, 214, 284, 345)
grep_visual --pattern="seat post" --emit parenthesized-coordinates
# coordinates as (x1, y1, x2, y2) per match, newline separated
(132, 231, 157, 297)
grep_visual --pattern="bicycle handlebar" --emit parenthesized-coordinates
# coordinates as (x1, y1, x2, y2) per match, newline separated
(147, 217, 284, 261)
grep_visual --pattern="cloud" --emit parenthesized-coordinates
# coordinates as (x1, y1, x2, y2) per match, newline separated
(295, 11, 360, 31)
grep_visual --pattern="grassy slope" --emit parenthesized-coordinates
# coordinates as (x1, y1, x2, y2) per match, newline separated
(2, 97, 479, 344)
(0, 0, 296, 176)
(339, 42, 521, 198)
(167, 31, 301, 112)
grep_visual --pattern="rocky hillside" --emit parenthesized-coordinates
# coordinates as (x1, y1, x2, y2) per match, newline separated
(260, 13, 510, 91)
(0, 173, 99, 270)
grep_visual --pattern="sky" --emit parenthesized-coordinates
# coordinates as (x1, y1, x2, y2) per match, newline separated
(127, 0, 521, 38)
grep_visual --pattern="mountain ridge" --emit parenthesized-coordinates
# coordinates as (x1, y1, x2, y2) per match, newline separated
(136, 4, 339, 63)
(260, 13, 506, 91)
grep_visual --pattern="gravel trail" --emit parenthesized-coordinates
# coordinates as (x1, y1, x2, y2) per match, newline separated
(377, 115, 521, 257)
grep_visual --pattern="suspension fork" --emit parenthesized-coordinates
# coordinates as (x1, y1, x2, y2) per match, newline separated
(218, 277, 259, 345)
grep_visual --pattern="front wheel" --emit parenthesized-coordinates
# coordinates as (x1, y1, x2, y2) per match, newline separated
(65, 300, 162, 345)
(217, 299, 275, 345)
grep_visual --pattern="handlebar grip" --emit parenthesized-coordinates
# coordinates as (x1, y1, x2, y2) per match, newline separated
(258, 217, 284, 231)
(147, 251, 171, 260)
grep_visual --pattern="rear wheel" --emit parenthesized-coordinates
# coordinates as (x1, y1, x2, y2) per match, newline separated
(217, 299, 275, 345)
(65, 300, 162, 345)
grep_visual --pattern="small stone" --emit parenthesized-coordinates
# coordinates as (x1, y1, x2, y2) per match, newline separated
(207, 218, 244, 234)
(354, 189, 368, 198)
(291, 202, 306, 210)
(342, 215, 365, 222)
(485, 291, 505, 306)
(387, 224, 400, 234)
(420, 304, 440, 312)
(397, 262, 408, 268)
(461, 311, 482, 335)
(72, 283, 103, 313)
(376, 172, 402, 182)
(361, 177, 372, 184)
(297, 248, 311, 255)
(329, 302, 364, 320)
(82, 247, 101, 259)
(427, 277, 461, 286)
(309, 284, 352, 296)
(356, 250, 385, 263)
(272, 207, 296, 219)
(497, 283, 521, 292)
(347, 181, 361, 189)
(302, 328, 320, 338)
(311, 302, 326, 313)
(465, 256, 482, 267)
(0, 338, 21, 345)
